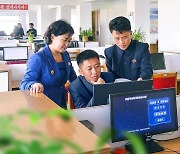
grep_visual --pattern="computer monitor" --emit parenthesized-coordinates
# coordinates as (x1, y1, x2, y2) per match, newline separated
(3, 46, 28, 61)
(110, 88, 178, 153)
(92, 79, 153, 106)
(151, 53, 166, 70)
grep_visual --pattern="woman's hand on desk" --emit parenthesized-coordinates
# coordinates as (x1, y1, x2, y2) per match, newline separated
(91, 77, 105, 85)
(30, 83, 44, 93)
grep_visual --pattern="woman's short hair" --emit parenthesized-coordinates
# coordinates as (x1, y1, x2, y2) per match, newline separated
(77, 50, 99, 66)
(44, 20, 74, 45)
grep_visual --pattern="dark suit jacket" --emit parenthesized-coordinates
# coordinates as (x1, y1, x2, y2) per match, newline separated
(27, 28, 37, 37)
(104, 40, 153, 80)
(69, 72, 115, 108)
(20, 45, 77, 108)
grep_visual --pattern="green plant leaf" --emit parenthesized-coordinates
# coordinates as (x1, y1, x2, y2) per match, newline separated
(132, 28, 146, 42)
(94, 128, 112, 154)
(44, 142, 63, 154)
(29, 112, 42, 124)
(46, 108, 72, 121)
(125, 132, 147, 154)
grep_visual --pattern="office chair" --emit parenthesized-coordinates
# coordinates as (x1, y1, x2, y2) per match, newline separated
(99, 55, 107, 72)
(153, 72, 177, 94)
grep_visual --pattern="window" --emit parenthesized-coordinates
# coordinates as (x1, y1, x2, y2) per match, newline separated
(0, 15, 20, 35)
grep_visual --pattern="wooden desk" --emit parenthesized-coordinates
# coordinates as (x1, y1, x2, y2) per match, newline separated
(155, 138, 180, 154)
(0, 90, 111, 153)
(0, 90, 59, 115)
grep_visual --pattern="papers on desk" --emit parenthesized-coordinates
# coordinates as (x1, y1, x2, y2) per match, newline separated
(114, 78, 131, 83)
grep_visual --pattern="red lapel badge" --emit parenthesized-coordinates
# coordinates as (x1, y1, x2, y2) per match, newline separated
(132, 59, 137, 63)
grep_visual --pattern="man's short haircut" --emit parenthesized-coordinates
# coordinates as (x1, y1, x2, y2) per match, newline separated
(109, 16, 131, 33)
(29, 23, 34, 26)
(77, 49, 99, 66)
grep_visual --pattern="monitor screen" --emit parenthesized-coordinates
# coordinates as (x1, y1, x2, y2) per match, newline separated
(3, 46, 28, 61)
(151, 53, 166, 70)
(93, 79, 153, 106)
(110, 88, 178, 152)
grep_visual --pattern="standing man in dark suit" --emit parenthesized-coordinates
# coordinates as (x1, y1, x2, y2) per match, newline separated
(27, 23, 37, 37)
(69, 50, 115, 108)
(104, 16, 153, 81)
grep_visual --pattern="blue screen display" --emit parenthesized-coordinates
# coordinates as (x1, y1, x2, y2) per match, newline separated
(110, 88, 178, 143)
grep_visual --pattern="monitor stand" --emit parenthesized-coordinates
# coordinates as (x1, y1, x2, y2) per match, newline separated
(125, 137, 164, 154)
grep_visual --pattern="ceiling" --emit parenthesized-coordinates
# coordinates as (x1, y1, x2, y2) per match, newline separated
(0, 0, 158, 5)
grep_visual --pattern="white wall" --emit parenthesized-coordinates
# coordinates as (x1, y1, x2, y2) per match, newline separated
(28, 5, 38, 31)
(127, 0, 150, 44)
(61, 6, 72, 23)
(158, 0, 180, 52)
(77, 3, 92, 31)
(93, 0, 127, 46)
(41, 5, 55, 36)
(135, 0, 150, 44)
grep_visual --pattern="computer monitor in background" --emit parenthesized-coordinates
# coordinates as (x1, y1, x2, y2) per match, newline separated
(92, 79, 153, 106)
(110, 88, 178, 153)
(3, 46, 28, 61)
(151, 53, 166, 70)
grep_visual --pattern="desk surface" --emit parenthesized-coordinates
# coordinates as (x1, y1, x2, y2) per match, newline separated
(0, 90, 59, 115)
(0, 90, 111, 153)
(125, 138, 180, 154)
(155, 138, 180, 154)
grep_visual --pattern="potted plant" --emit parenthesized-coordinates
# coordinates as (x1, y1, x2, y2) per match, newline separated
(82, 30, 88, 42)
(131, 28, 146, 42)
(87, 28, 94, 41)
(27, 32, 34, 43)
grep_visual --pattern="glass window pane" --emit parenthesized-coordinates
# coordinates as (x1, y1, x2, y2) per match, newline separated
(0, 15, 20, 35)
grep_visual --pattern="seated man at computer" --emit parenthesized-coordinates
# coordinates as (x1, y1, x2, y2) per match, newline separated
(69, 50, 115, 108)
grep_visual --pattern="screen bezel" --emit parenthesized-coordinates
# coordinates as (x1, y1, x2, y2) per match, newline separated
(93, 79, 153, 106)
(3, 46, 28, 61)
(110, 88, 178, 143)
(151, 53, 166, 70)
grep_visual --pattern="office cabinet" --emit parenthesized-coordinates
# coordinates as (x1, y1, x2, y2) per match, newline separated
(0, 72, 8, 92)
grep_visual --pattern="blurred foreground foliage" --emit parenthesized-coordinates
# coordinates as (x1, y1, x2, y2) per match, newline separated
(0, 108, 146, 154)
